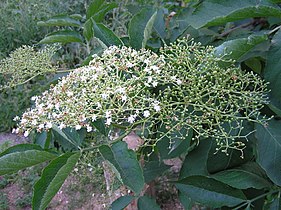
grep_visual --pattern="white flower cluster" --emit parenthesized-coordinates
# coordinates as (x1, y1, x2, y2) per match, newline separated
(15, 46, 166, 138)
(14, 40, 269, 151)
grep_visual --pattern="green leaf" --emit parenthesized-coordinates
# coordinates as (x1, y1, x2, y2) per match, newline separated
(37, 16, 81, 27)
(52, 125, 85, 150)
(32, 152, 80, 210)
(86, 0, 104, 19)
(39, 30, 83, 44)
(129, 8, 157, 49)
(188, 0, 281, 29)
(93, 22, 123, 46)
(212, 169, 272, 189)
(176, 176, 246, 208)
(137, 195, 161, 210)
(214, 35, 268, 63)
(156, 125, 193, 159)
(179, 191, 193, 210)
(92, 119, 110, 136)
(268, 103, 281, 117)
(92, 3, 118, 23)
(0, 144, 57, 175)
(83, 18, 94, 42)
(143, 160, 171, 183)
(244, 57, 262, 74)
(264, 29, 281, 108)
(153, 9, 166, 40)
(255, 119, 281, 186)
(99, 141, 144, 195)
(180, 139, 212, 179)
(111, 195, 135, 210)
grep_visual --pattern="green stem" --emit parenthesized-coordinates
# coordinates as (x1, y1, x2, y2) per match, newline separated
(233, 189, 280, 210)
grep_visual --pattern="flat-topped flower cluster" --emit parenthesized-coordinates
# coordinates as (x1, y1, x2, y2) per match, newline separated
(14, 39, 269, 151)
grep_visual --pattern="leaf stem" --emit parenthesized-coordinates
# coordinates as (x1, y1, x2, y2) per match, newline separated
(233, 189, 280, 210)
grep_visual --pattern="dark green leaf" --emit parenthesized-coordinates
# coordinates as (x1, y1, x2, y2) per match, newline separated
(0, 144, 57, 175)
(39, 30, 83, 44)
(143, 160, 171, 183)
(99, 141, 144, 194)
(212, 169, 272, 189)
(93, 22, 123, 46)
(214, 35, 268, 63)
(207, 138, 254, 174)
(92, 3, 118, 23)
(268, 103, 281, 117)
(37, 16, 81, 27)
(92, 119, 109, 136)
(153, 9, 166, 40)
(179, 191, 193, 210)
(86, 0, 104, 19)
(180, 139, 212, 179)
(176, 176, 246, 208)
(111, 195, 135, 210)
(32, 152, 80, 210)
(188, 0, 281, 29)
(83, 18, 94, 42)
(52, 125, 84, 150)
(244, 58, 262, 74)
(264, 29, 281, 108)
(255, 119, 281, 186)
(157, 125, 193, 159)
(129, 8, 157, 49)
(137, 195, 161, 210)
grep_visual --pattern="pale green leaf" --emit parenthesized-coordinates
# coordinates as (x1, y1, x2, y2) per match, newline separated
(39, 30, 83, 44)
(0, 144, 57, 175)
(37, 16, 81, 27)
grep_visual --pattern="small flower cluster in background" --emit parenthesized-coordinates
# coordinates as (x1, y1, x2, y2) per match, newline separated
(14, 39, 269, 152)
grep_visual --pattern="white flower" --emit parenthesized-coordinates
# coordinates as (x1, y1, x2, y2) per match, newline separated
(75, 125, 82, 130)
(97, 102, 102, 108)
(66, 91, 74, 97)
(74, 168, 78, 172)
(152, 81, 158, 87)
(13, 116, 20, 121)
(126, 62, 134, 68)
(24, 130, 30, 137)
(121, 95, 127, 102)
(21, 118, 28, 124)
(92, 115, 97, 122)
(147, 76, 153, 83)
(144, 67, 152, 74)
(12, 128, 19, 134)
(171, 76, 177, 80)
(46, 122, 52, 129)
(105, 118, 112, 125)
(39, 124, 45, 129)
(31, 120, 37, 126)
(59, 123, 66, 130)
(153, 102, 161, 112)
(101, 93, 109, 99)
(116, 87, 126, 94)
(31, 96, 38, 101)
(106, 110, 112, 118)
(128, 115, 136, 124)
(87, 125, 93, 132)
(143, 110, 150, 118)
(176, 79, 182, 85)
(55, 103, 60, 110)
